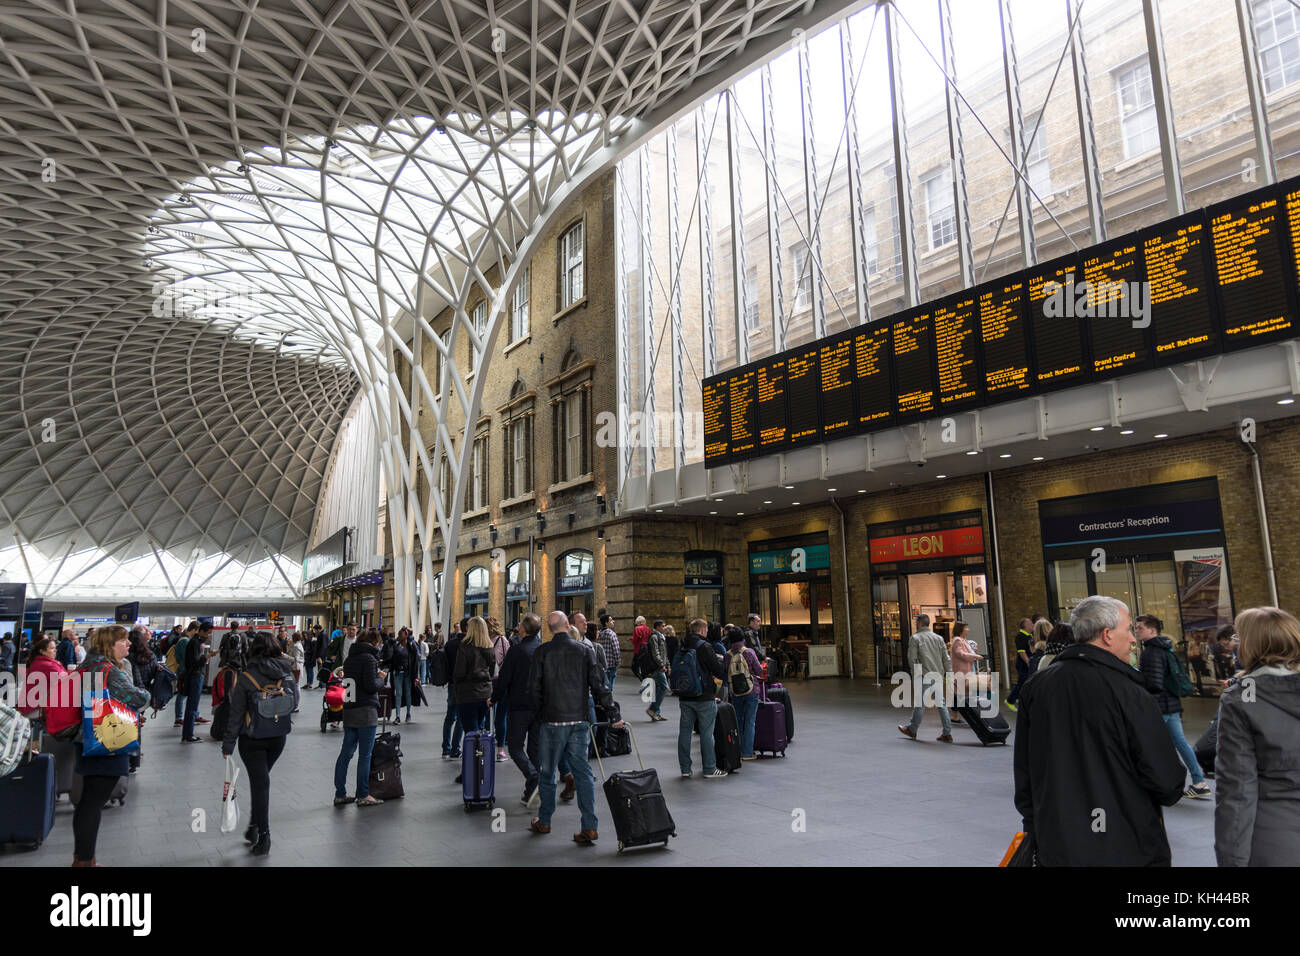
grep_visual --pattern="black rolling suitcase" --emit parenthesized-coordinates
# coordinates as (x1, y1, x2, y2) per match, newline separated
(592, 724, 675, 853)
(714, 700, 742, 772)
(955, 701, 1011, 745)
(0, 753, 56, 848)
(766, 685, 795, 742)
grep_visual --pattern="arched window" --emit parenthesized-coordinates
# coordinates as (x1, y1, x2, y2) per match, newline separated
(556, 549, 593, 591)
(465, 565, 489, 615)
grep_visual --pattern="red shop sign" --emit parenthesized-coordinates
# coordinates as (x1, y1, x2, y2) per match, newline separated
(869, 526, 985, 563)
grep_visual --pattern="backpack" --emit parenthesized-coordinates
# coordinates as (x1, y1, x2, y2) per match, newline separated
(427, 647, 449, 686)
(670, 645, 704, 697)
(1163, 648, 1195, 698)
(166, 636, 189, 676)
(727, 650, 754, 696)
(150, 664, 176, 716)
(631, 644, 656, 680)
(0, 702, 33, 779)
(240, 671, 297, 738)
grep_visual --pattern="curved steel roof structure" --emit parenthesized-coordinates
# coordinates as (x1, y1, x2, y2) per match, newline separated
(0, 0, 863, 606)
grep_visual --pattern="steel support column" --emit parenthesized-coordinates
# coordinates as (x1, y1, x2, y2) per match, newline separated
(762, 65, 788, 347)
(1236, 0, 1278, 185)
(840, 22, 871, 325)
(1143, 0, 1185, 215)
(726, 92, 750, 365)
(1000, 0, 1037, 267)
(941, 0, 975, 288)
(667, 125, 686, 476)
(1067, 0, 1107, 244)
(886, 3, 919, 308)
(799, 31, 827, 339)
(698, 108, 718, 378)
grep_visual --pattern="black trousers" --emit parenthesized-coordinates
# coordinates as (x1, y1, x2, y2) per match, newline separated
(72, 774, 120, 860)
(507, 709, 539, 785)
(237, 735, 286, 833)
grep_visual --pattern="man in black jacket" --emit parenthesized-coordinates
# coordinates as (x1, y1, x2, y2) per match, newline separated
(675, 618, 729, 780)
(494, 612, 543, 807)
(440, 625, 464, 758)
(1136, 614, 1210, 798)
(526, 610, 622, 845)
(180, 622, 214, 742)
(1013, 595, 1186, 865)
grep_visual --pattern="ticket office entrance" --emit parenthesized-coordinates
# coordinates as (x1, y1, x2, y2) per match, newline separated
(748, 535, 836, 676)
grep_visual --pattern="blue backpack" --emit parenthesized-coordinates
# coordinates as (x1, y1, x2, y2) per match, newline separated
(670, 645, 703, 697)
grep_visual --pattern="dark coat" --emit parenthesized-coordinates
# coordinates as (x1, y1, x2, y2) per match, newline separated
(527, 631, 616, 723)
(675, 634, 727, 702)
(343, 642, 383, 712)
(220, 656, 298, 756)
(1215, 669, 1300, 866)
(452, 644, 494, 704)
(1013, 642, 1186, 866)
(496, 635, 542, 712)
(1138, 634, 1182, 715)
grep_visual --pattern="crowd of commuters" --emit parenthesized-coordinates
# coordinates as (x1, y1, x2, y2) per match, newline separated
(7, 594, 1298, 867)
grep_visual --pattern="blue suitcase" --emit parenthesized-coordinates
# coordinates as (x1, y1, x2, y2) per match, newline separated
(462, 730, 495, 811)
(0, 753, 57, 848)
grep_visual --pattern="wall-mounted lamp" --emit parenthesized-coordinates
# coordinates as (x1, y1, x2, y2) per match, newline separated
(597, 528, 605, 540)
(567, 512, 575, 528)
(536, 540, 545, 552)
(489, 524, 498, 545)
(536, 510, 546, 532)
(471, 537, 478, 551)
(596, 494, 606, 515)
(514, 527, 521, 541)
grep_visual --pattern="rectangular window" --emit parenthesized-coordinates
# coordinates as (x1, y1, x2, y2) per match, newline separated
(471, 301, 486, 371)
(744, 266, 760, 330)
(553, 389, 590, 483)
(1024, 111, 1052, 198)
(1254, 0, 1300, 94)
(505, 415, 532, 498)
(511, 266, 530, 341)
(862, 205, 879, 277)
(467, 434, 488, 511)
(560, 222, 584, 308)
(923, 168, 956, 250)
(791, 245, 812, 312)
(1116, 61, 1158, 158)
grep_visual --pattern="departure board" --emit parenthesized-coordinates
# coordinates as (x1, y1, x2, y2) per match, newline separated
(703, 378, 729, 464)
(933, 293, 982, 410)
(756, 358, 788, 451)
(1143, 211, 1220, 363)
(1026, 254, 1089, 391)
(819, 334, 856, 438)
(978, 277, 1032, 398)
(1211, 189, 1293, 351)
(1083, 240, 1150, 378)
(726, 367, 757, 457)
(702, 175, 1300, 468)
(786, 346, 822, 446)
(893, 310, 937, 420)
(854, 323, 894, 427)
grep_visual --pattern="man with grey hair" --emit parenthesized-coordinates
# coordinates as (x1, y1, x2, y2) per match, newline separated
(1013, 595, 1186, 865)
(898, 614, 954, 742)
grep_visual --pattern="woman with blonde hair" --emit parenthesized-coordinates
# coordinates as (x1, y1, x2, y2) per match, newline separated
(453, 617, 495, 734)
(71, 625, 150, 866)
(1215, 606, 1300, 866)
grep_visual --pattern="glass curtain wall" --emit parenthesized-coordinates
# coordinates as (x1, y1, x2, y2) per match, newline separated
(617, 0, 1298, 485)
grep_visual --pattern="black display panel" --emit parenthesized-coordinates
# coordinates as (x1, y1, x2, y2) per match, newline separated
(819, 333, 857, 439)
(1081, 238, 1151, 379)
(726, 366, 758, 458)
(1025, 253, 1089, 391)
(933, 292, 982, 411)
(1143, 210, 1220, 364)
(703, 376, 730, 465)
(785, 346, 822, 447)
(700, 176, 1300, 469)
(854, 322, 894, 428)
(756, 357, 788, 451)
(893, 308, 937, 421)
(1210, 187, 1294, 351)
(978, 276, 1032, 399)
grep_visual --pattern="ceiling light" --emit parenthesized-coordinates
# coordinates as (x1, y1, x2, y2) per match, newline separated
(999, 453, 1011, 459)
(966, 450, 979, 456)
(1032, 456, 1044, 461)
(709, 511, 718, 515)
(762, 500, 772, 505)
(1154, 433, 1169, 439)
(736, 512, 745, 516)
(783, 485, 794, 490)
(1120, 429, 1134, 435)
(1279, 398, 1295, 405)
(791, 501, 801, 506)
(857, 489, 867, 493)
(1089, 426, 1105, 432)
(827, 488, 837, 492)
(654, 509, 662, 513)
(935, 474, 947, 479)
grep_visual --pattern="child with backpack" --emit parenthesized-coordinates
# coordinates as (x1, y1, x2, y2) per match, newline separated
(724, 626, 764, 760)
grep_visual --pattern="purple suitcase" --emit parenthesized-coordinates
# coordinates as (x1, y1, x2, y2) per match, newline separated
(754, 680, 787, 757)
(462, 730, 495, 811)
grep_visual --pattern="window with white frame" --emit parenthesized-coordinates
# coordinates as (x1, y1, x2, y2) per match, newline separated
(791, 244, 812, 311)
(744, 266, 760, 330)
(1024, 111, 1052, 198)
(1116, 61, 1158, 158)
(504, 412, 533, 498)
(552, 372, 590, 484)
(1254, 0, 1300, 94)
(922, 167, 956, 250)
(466, 433, 488, 511)
(439, 451, 452, 516)
(863, 205, 879, 277)
(560, 222, 584, 308)
(511, 266, 530, 341)
(471, 300, 486, 371)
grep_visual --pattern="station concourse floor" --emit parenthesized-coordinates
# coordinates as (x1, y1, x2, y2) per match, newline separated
(1, 676, 1219, 867)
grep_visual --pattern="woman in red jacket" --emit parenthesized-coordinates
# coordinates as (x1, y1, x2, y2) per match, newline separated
(21, 635, 80, 740)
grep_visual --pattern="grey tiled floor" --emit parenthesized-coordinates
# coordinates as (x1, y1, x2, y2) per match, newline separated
(0, 677, 1219, 866)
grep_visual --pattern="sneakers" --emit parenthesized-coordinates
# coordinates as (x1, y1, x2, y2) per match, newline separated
(741, 755, 757, 761)
(654, 713, 667, 722)
(174, 719, 183, 727)
(897, 724, 917, 740)
(181, 736, 203, 743)
(393, 717, 401, 725)
(454, 773, 463, 784)
(1004, 700, 1017, 712)
(681, 771, 692, 778)
(448, 750, 462, 760)
(937, 734, 954, 742)
(496, 750, 508, 762)
(1184, 782, 1211, 799)
(528, 784, 541, 810)
(703, 769, 728, 779)
(521, 780, 538, 807)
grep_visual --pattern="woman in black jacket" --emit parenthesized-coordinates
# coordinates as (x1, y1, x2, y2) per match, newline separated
(453, 617, 495, 733)
(335, 630, 388, 807)
(221, 631, 299, 855)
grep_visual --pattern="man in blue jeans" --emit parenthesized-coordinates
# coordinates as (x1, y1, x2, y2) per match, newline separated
(335, 629, 388, 805)
(527, 610, 622, 845)
(674, 618, 729, 779)
(180, 623, 213, 742)
(441, 626, 464, 758)
(1136, 614, 1211, 798)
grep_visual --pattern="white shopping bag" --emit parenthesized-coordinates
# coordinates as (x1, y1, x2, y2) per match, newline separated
(220, 759, 241, 834)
